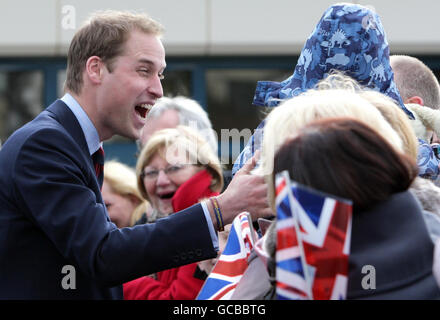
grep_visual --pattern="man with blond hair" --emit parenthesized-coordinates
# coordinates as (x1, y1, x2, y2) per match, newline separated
(0, 11, 270, 299)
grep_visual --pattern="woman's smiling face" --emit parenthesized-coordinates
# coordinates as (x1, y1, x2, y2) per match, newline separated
(142, 148, 202, 215)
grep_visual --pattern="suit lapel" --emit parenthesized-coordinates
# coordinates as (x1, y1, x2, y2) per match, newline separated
(44, 100, 110, 216)
(45, 100, 92, 166)
(45, 100, 104, 201)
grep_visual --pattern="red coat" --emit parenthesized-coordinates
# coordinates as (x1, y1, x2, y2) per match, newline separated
(124, 170, 219, 300)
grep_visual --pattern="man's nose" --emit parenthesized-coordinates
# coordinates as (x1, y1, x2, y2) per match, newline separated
(148, 75, 163, 99)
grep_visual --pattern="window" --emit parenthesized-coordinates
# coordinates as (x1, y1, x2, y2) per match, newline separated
(206, 68, 291, 167)
(0, 70, 44, 143)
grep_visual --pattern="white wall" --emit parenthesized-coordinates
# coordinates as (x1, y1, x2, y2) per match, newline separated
(0, 0, 439, 56)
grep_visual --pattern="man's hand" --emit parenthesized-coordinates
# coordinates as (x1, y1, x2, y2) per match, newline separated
(208, 151, 273, 229)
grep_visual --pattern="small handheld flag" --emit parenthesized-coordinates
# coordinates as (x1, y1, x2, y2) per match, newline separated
(197, 212, 257, 300)
(275, 171, 352, 300)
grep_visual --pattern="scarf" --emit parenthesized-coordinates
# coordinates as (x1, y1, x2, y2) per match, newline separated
(172, 169, 219, 212)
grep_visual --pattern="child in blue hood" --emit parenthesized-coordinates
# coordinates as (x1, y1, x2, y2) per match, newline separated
(233, 3, 439, 179)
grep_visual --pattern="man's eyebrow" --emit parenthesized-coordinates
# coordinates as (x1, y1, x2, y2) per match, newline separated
(137, 58, 154, 65)
(138, 58, 166, 70)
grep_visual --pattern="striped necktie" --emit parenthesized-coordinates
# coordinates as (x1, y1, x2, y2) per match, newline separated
(92, 146, 104, 190)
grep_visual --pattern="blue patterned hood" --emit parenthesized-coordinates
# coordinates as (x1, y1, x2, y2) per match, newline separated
(253, 3, 414, 119)
(233, 4, 437, 177)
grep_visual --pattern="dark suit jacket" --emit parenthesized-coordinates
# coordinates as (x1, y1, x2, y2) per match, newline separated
(0, 100, 217, 299)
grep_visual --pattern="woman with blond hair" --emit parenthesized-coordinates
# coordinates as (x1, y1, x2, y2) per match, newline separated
(315, 73, 440, 238)
(236, 80, 440, 299)
(271, 118, 440, 299)
(231, 86, 406, 299)
(257, 88, 404, 203)
(135, 125, 223, 222)
(124, 125, 224, 300)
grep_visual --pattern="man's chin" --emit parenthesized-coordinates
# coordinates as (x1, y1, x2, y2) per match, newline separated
(120, 127, 141, 141)
(131, 130, 141, 141)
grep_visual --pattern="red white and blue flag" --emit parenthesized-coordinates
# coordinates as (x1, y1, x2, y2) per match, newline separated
(197, 212, 257, 300)
(275, 171, 352, 300)
(276, 172, 311, 300)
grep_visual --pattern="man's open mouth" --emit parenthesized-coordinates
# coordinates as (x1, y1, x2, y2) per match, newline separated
(135, 104, 153, 119)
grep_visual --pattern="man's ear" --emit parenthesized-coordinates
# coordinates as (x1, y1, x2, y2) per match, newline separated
(85, 56, 104, 85)
(405, 96, 424, 106)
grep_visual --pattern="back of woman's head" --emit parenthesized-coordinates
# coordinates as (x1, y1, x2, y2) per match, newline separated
(272, 118, 418, 211)
(316, 71, 418, 160)
(104, 160, 148, 225)
(261, 89, 404, 173)
(258, 89, 404, 203)
(316, 70, 418, 161)
(359, 90, 419, 160)
(104, 160, 142, 200)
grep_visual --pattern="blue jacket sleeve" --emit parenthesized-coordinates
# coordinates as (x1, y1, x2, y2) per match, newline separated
(13, 128, 217, 287)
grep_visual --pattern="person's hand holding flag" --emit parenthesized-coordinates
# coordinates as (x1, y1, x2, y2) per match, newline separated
(206, 150, 273, 232)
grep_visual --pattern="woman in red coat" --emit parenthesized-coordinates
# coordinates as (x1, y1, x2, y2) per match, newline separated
(124, 126, 224, 300)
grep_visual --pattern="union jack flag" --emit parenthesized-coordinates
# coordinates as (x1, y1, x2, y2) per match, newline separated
(275, 171, 352, 300)
(197, 212, 257, 300)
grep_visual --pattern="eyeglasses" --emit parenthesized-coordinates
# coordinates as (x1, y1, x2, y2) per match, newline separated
(141, 164, 193, 180)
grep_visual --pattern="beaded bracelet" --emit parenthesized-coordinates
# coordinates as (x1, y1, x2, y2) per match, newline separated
(210, 197, 224, 232)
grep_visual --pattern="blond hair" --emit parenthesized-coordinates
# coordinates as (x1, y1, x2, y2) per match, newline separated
(259, 89, 404, 209)
(65, 10, 164, 95)
(104, 160, 149, 226)
(316, 72, 418, 160)
(136, 126, 223, 202)
(359, 90, 418, 160)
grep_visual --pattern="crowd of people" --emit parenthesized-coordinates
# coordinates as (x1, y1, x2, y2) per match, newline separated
(1, 2, 440, 300)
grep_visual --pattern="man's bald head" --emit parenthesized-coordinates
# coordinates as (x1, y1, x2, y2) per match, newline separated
(390, 55, 440, 110)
